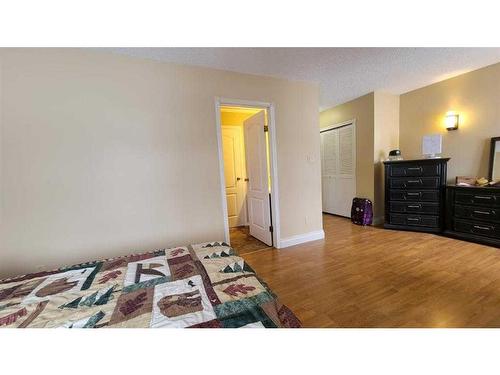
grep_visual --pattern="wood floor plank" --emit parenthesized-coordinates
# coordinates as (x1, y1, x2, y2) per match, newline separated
(242, 214, 500, 327)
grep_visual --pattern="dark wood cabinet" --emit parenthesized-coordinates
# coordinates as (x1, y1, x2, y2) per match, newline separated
(384, 158, 450, 233)
(445, 186, 500, 248)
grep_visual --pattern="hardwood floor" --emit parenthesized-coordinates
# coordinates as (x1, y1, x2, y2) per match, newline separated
(242, 214, 500, 327)
(230, 226, 272, 255)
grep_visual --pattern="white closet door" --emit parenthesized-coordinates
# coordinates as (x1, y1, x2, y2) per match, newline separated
(321, 129, 338, 213)
(336, 125, 356, 217)
(321, 123, 356, 217)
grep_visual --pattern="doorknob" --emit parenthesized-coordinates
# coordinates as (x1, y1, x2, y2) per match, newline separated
(244, 178, 249, 182)
(237, 177, 241, 181)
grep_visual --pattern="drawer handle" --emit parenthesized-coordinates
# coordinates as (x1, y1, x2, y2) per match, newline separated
(407, 167, 422, 171)
(473, 225, 491, 231)
(473, 210, 490, 215)
(407, 192, 420, 196)
(474, 195, 492, 200)
(407, 217, 420, 221)
(407, 180, 422, 184)
(408, 205, 421, 209)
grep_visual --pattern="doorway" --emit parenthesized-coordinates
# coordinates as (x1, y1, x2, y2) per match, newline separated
(215, 99, 279, 253)
(320, 120, 356, 217)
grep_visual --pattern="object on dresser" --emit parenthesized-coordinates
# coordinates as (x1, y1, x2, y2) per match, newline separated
(383, 158, 450, 234)
(476, 177, 489, 187)
(388, 149, 403, 161)
(444, 186, 500, 248)
(422, 134, 442, 159)
(455, 176, 497, 187)
(456, 176, 476, 187)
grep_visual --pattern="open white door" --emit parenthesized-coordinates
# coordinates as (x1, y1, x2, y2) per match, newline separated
(243, 110, 272, 246)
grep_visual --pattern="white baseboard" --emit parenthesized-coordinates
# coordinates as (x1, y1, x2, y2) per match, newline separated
(277, 230, 325, 249)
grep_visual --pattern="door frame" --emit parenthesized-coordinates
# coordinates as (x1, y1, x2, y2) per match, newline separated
(321, 118, 356, 133)
(320, 119, 357, 216)
(215, 97, 280, 247)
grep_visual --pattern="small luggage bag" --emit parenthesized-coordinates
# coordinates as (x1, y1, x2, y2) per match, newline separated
(351, 198, 373, 226)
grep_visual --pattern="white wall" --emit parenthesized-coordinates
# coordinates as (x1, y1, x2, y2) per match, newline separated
(0, 49, 322, 278)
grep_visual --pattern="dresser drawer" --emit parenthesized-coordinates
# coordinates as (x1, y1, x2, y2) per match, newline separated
(455, 191, 500, 207)
(390, 202, 439, 215)
(390, 213, 439, 228)
(390, 177, 440, 189)
(454, 205, 500, 223)
(389, 189, 440, 202)
(389, 163, 441, 177)
(453, 219, 500, 239)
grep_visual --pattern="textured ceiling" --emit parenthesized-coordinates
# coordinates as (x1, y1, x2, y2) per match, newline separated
(104, 48, 500, 110)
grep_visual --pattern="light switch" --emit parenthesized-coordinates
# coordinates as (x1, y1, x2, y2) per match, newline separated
(307, 154, 315, 163)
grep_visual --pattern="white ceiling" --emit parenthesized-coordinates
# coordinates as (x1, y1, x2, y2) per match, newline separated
(105, 48, 500, 110)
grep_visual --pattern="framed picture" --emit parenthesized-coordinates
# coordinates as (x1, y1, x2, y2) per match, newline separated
(422, 134, 442, 158)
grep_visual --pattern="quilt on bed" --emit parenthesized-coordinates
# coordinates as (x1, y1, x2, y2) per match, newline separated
(0, 242, 300, 328)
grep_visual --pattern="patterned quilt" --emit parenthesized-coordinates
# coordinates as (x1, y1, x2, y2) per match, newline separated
(0, 242, 300, 328)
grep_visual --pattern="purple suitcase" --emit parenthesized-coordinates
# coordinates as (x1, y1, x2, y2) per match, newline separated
(351, 198, 373, 226)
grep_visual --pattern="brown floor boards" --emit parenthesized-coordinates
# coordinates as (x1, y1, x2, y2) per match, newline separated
(241, 213, 500, 327)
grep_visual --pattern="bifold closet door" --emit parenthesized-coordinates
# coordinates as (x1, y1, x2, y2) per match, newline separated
(321, 129, 338, 214)
(321, 124, 356, 217)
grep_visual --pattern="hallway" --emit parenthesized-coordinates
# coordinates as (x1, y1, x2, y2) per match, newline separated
(230, 226, 272, 255)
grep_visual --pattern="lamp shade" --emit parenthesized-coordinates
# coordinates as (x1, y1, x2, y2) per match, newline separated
(445, 113, 459, 130)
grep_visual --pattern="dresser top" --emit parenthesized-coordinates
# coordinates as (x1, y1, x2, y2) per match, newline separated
(447, 185, 500, 191)
(383, 157, 450, 165)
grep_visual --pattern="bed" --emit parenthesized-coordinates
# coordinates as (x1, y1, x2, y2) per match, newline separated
(0, 241, 300, 328)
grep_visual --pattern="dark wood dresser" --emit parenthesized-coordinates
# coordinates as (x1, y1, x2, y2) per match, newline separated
(384, 158, 450, 233)
(445, 186, 500, 248)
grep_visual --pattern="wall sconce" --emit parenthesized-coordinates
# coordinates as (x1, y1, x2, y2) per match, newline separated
(445, 113, 459, 131)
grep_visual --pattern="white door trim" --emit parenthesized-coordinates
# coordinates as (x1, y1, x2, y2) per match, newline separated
(215, 97, 281, 248)
(321, 118, 356, 133)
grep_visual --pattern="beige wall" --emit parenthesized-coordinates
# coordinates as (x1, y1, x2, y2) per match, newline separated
(373, 92, 399, 220)
(320, 93, 375, 203)
(320, 92, 399, 222)
(320, 62, 500, 225)
(0, 49, 321, 278)
(400, 62, 500, 183)
(0, 57, 2, 230)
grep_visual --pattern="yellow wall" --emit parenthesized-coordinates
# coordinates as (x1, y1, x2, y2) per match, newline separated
(0, 49, 321, 278)
(320, 93, 375, 204)
(400, 62, 500, 183)
(220, 108, 260, 126)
